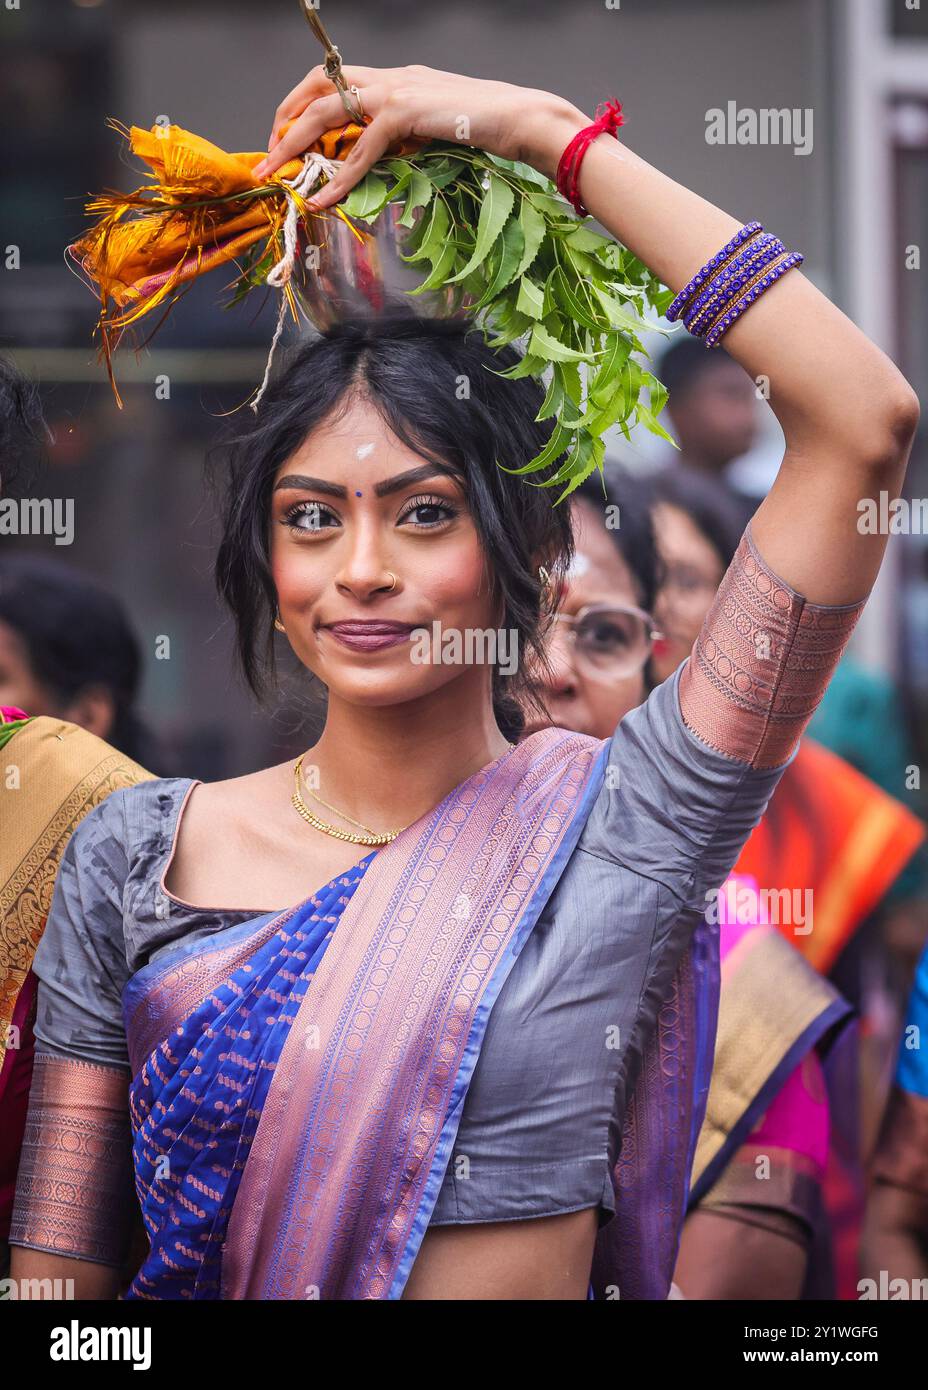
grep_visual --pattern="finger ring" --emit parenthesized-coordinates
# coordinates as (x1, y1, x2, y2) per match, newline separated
(343, 83, 365, 123)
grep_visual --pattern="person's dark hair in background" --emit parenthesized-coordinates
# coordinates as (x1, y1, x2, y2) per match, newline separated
(0, 354, 49, 498)
(573, 465, 662, 614)
(0, 555, 164, 771)
(652, 465, 747, 569)
(657, 336, 759, 524)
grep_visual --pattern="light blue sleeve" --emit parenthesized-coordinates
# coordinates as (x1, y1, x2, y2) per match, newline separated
(896, 944, 928, 1099)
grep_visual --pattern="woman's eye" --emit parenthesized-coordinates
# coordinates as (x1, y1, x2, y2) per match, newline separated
(400, 498, 458, 528)
(283, 501, 335, 532)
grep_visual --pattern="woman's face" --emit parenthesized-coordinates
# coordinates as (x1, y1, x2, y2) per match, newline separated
(267, 394, 504, 712)
(651, 501, 725, 685)
(522, 496, 648, 741)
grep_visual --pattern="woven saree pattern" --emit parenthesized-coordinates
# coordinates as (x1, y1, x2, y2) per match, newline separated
(679, 523, 866, 769)
(10, 1055, 134, 1266)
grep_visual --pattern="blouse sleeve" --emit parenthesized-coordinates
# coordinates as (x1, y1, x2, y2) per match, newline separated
(580, 520, 866, 911)
(8, 791, 135, 1268)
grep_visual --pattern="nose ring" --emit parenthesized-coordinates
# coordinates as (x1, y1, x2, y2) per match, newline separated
(385, 572, 397, 592)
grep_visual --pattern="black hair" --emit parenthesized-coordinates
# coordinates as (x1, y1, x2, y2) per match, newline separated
(651, 465, 748, 568)
(571, 464, 662, 613)
(0, 554, 154, 765)
(656, 334, 731, 402)
(208, 313, 576, 743)
(0, 354, 49, 496)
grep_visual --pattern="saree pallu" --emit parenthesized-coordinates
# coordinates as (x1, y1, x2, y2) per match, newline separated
(734, 739, 925, 975)
(688, 881, 855, 1297)
(0, 716, 152, 1255)
(120, 725, 718, 1300)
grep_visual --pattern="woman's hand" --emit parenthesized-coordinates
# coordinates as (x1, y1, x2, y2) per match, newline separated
(253, 63, 587, 210)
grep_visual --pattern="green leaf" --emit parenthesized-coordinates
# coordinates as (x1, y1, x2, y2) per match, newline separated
(528, 322, 588, 363)
(563, 225, 614, 255)
(397, 169, 434, 228)
(474, 214, 525, 308)
(446, 172, 515, 283)
(536, 430, 585, 487)
(550, 263, 604, 332)
(514, 198, 546, 278)
(592, 283, 656, 337)
(535, 367, 564, 423)
(636, 402, 679, 446)
(642, 369, 669, 418)
(488, 351, 548, 381)
(553, 435, 605, 506)
(340, 173, 390, 221)
(399, 195, 449, 264)
(408, 238, 458, 293)
(588, 335, 631, 408)
(515, 276, 546, 320)
(497, 420, 570, 476)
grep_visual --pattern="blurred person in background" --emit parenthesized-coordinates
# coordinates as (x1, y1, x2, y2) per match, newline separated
(522, 467, 853, 1300)
(0, 554, 161, 770)
(0, 359, 154, 1282)
(863, 939, 928, 1286)
(654, 336, 761, 525)
(650, 466, 926, 1297)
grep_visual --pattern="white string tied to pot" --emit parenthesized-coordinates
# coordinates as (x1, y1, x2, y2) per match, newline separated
(250, 152, 341, 411)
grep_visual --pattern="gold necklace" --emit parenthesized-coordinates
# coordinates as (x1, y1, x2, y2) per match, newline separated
(291, 744, 516, 846)
(292, 755, 408, 845)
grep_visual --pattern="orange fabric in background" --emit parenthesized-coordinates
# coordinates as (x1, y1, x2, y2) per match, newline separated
(735, 739, 925, 975)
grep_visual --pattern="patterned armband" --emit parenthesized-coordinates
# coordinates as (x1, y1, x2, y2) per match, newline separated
(679, 522, 866, 769)
(9, 1054, 134, 1267)
(871, 1086, 928, 1198)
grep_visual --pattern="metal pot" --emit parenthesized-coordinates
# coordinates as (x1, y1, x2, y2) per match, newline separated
(299, 197, 476, 329)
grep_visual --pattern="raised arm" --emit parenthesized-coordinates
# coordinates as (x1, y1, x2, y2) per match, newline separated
(257, 65, 919, 607)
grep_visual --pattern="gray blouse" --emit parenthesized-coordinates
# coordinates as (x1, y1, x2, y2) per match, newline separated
(27, 664, 788, 1230)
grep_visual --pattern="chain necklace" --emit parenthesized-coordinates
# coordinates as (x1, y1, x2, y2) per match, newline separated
(292, 755, 406, 844)
(291, 743, 516, 846)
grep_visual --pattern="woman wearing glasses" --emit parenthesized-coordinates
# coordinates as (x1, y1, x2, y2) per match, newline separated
(9, 61, 919, 1301)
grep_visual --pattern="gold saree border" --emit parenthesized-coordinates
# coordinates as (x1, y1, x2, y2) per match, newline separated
(0, 718, 153, 1072)
(9, 1055, 135, 1266)
(690, 924, 841, 1192)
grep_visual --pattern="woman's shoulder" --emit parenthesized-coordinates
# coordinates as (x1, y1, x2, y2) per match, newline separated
(71, 774, 195, 866)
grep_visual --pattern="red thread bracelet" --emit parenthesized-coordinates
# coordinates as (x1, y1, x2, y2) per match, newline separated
(556, 99, 625, 218)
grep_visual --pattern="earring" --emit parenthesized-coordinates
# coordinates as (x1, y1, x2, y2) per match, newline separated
(538, 565, 551, 588)
(274, 609, 286, 632)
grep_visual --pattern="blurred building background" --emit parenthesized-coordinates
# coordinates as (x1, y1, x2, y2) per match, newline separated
(0, 0, 926, 779)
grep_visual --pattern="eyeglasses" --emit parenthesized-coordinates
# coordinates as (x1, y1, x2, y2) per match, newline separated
(548, 603, 663, 679)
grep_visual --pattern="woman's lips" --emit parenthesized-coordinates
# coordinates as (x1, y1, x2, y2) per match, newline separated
(322, 622, 415, 652)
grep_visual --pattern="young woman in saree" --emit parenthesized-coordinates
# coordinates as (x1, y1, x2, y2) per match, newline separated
(9, 64, 919, 1300)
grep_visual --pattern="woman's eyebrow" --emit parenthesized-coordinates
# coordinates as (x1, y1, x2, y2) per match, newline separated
(273, 464, 455, 499)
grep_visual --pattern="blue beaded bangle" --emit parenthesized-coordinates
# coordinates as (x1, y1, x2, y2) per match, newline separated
(665, 221, 764, 323)
(685, 234, 786, 337)
(704, 250, 804, 348)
